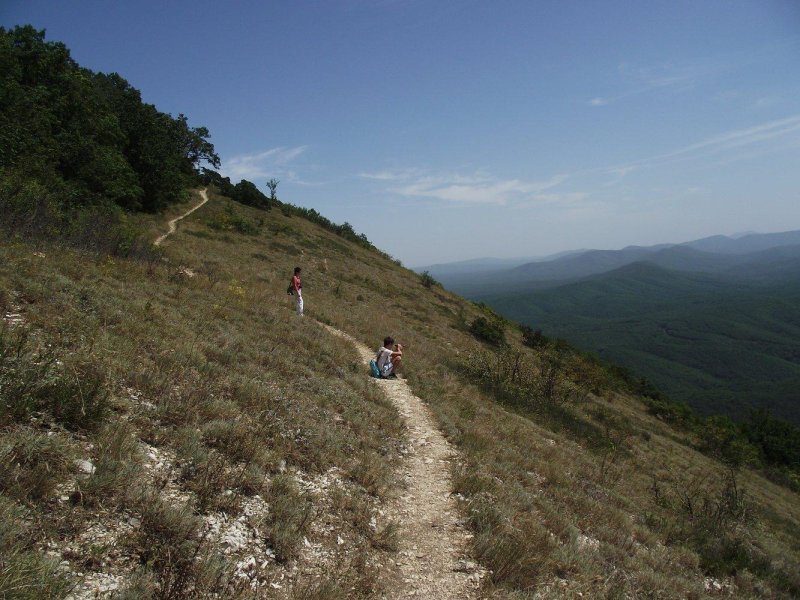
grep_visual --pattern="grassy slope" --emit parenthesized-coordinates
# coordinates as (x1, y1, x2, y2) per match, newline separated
(2, 188, 799, 598)
(482, 263, 800, 423)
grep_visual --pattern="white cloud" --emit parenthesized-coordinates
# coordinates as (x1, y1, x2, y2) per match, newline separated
(357, 168, 424, 181)
(390, 172, 570, 205)
(589, 97, 608, 106)
(221, 146, 307, 181)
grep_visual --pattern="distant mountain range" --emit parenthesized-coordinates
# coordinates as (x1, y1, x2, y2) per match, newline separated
(421, 230, 800, 298)
(427, 230, 800, 424)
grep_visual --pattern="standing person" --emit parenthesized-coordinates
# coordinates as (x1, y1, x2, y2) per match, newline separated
(376, 336, 403, 378)
(292, 266, 303, 316)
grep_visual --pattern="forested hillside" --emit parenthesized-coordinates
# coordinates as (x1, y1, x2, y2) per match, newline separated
(2, 26, 800, 600)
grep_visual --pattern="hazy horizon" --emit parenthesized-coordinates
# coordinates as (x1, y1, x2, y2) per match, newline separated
(413, 226, 800, 269)
(3, 0, 799, 265)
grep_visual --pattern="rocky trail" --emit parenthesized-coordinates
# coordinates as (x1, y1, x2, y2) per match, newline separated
(320, 324, 486, 599)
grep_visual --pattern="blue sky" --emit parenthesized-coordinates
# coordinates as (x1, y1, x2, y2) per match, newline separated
(3, 1, 800, 265)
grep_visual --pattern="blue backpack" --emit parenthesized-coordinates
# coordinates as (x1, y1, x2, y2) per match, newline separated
(369, 359, 381, 378)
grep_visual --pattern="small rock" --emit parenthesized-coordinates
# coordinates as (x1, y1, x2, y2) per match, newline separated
(74, 459, 95, 476)
(454, 559, 479, 573)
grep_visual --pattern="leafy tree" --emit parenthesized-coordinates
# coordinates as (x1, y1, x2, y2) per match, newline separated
(0, 26, 217, 215)
(744, 409, 800, 470)
(266, 178, 279, 201)
(175, 113, 220, 171)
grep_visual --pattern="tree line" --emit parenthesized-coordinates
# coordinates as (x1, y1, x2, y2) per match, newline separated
(0, 25, 219, 212)
(0, 25, 379, 256)
(0, 25, 219, 254)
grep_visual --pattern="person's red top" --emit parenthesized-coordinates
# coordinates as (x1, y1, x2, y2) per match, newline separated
(292, 274, 302, 293)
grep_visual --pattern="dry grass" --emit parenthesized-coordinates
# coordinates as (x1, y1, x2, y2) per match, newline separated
(1, 186, 798, 598)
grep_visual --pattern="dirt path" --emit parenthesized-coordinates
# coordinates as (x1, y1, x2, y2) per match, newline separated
(320, 324, 485, 599)
(154, 188, 209, 246)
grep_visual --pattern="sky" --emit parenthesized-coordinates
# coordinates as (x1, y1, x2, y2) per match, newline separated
(3, 1, 800, 266)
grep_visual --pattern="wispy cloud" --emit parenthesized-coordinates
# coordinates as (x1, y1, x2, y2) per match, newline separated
(605, 114, 800, 177)
(222, 146, 307, 181)
(357, 168, 423, 181)
(587, 55, 735, 107)
(651, 114, 800, 161)
(386, 172, 570, 205)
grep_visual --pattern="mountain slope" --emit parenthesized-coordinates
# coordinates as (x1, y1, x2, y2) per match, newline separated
(2, 191, 799, 598)
(482, 262, 800, 422)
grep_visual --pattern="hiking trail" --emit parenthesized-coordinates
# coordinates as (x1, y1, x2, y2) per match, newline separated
(320, 323, 485, 599)
(154, 187, 209, 246)
(151, 196, 484, 596)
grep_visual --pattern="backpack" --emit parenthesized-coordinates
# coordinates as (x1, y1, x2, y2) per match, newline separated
(287, 283, 294, 295)
(369, 359, 381, 378)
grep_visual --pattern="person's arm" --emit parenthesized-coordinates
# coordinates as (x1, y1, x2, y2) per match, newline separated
(391, 344, 403, 358)
(293, 276, 302, 294)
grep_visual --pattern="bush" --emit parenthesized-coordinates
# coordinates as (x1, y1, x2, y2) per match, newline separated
(700, 415, 758, 469)
(646, 469, 795, 585)
(0, 427, 72, 502)
(644, 396, 696, 428)
(207, 204, 262, 235)
(0, 497, 71, 599)
(419, 270, 439, 288)
(261, 474, 314, 562)
(0, 325, 110, 430)
(131, 494, 227, 598)
(0, 170, 157, 259)
(520, 324, 548, 349)
(469, 317, 505, 346)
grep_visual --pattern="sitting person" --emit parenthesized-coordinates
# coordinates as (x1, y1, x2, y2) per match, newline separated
(376, 336, 403, 379)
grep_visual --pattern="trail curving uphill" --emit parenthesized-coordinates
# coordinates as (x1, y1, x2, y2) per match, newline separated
(154, 188, 209, 246)
(320, 323, 485, 599)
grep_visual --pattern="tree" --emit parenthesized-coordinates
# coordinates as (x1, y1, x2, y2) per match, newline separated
(266, 178, 279, 201)
(175, 113, 220, 172)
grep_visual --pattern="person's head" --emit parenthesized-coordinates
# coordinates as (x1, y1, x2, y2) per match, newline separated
(383, 336, 394, 348)
(294, 267, 301, 275)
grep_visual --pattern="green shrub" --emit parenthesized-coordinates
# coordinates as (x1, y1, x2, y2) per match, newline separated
(78, 421, 142, 507)
(0, 427, 72, 502)
(0, 325, 109, 430)
(469, 316, 505, 346)
(131, 494, 227, 598)
(700, 415, 759, 469)
(0, 497, 71, 599)
(520, 324, 548, 349)
(261, 474, 314, 562)
(419, 270, 439, 288)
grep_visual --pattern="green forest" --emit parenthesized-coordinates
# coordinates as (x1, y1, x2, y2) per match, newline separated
(0, 26, 376, 257)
